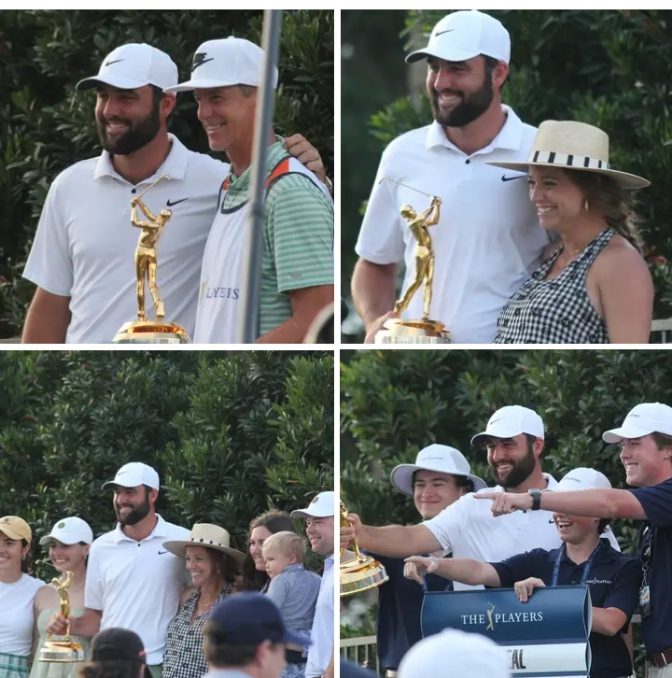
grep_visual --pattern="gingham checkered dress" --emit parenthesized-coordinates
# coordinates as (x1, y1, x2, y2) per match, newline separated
(494, 228, 614, 344)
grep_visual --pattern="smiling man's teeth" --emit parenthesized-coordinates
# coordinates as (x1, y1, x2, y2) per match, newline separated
(537, 207, 554, 214)
(206, 124, 225, 131)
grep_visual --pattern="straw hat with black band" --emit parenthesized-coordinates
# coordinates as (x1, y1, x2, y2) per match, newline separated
(162, 523, 245, 564)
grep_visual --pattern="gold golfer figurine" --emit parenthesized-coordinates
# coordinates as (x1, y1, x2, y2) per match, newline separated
(131, 175, 172, 321)
(394, 196, 442, 320)
(54, 570, 73, 619)
(39, 571, 84, 663)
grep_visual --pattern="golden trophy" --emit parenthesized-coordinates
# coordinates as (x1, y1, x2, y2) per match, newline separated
(340, 500, 389, 597)
(39, 571, 85, 662)
(112, 174, 191, 343)
(374, 179, 451, 344)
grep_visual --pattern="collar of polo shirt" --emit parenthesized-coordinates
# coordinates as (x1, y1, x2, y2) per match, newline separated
(114, 514, 168, 543)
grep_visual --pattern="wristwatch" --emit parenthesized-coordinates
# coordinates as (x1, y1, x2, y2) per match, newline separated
(528, 488, 542, 511)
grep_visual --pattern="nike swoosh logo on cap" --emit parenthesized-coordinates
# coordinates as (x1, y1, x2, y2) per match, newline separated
(166, 198, 189, 207)
(105, 59, 125, 67)
(435, 29, 454, 37)
(501, 175, 526, 182)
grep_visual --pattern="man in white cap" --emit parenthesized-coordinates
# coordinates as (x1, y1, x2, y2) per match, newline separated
(407, 468, 641, 678)
(165, 38, 334, 344)
(47, 462, 189, 678)
(398, 628, 510, 678)
(290, 491, 334, 678)
(366, 444, 486, 676)
(342, 406, 561, 571)
(22, 42, 325, 344)
(352, 10, 549, 343)
(480, 402, 672, 677)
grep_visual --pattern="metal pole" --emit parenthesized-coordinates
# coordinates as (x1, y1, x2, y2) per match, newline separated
(238, 9, 283, 343)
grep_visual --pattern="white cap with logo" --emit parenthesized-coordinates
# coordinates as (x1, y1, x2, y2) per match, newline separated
(471, 405, 544, 446)
(398, 627, 510, 678)
(406, 10, 511, 66)
(76, 43, 178, 92)
(390, 444, 487, 495)
(101, 462, 160, 491)
(290, 491, 334, 519)
(557, 468, 612, 492)
(603, 403, 672, 443)
(39, 517, 94, 546)
(165, 37, 278, 94)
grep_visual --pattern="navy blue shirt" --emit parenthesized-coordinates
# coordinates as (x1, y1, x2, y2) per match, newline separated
(340, 658, 377, 677)
(630, 477, 672, 654)
(491, 539, 642, 678)
(364, 551, 452, 670)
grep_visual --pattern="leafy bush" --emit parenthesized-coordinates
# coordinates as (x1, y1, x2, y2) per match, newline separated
(0, 10, 334, 337)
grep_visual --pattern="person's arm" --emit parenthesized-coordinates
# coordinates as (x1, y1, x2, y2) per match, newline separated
(591, 607, 628, 636)
(324, 650, 335, 678)
(592, 558, 643, 637)
(256, 285, 333, 343)
(22, 287, 71, 343)
(351, 259, 399, 342)
(46, 607, 101, 637)
(476, 488, 648, 520)
(341, 513, 442, 558)
(404, 555, 501, 587)
(594, 245, 653, 343)
(283, 134, 328, 188)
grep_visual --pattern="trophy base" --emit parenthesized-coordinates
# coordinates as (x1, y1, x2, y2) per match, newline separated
(39, 640, 85, 663)
(375, 318, 451, 344)
(340, 555, 389, 597)
(112, 320, 191, 344)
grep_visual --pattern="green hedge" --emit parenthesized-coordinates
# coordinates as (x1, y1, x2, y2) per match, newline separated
(0, 350, 334, 579)
(0, 10, 334, 338)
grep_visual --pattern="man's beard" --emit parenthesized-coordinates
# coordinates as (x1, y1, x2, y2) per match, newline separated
(431, 72, 494, 128)
(490, 443, 536, 489)
(96, 105, 161, 155)
(115, 494, 151, 526)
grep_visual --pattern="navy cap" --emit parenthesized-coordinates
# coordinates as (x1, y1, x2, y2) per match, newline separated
(92, 628, 151, 678)
(208, 592, 309, 647)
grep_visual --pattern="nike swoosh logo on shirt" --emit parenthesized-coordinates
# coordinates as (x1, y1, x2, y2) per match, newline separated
(166, 198, 189, 207)
(158, 550, 169, 555)
(501, 175, 526, 182)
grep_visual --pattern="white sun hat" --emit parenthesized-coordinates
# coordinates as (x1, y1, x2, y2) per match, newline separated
(390, 444, 486, 495)
(487, 120, 649, 190)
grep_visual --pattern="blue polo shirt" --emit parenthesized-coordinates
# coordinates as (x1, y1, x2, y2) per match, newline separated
(340, 658, 377, 677)
(364, 551, 453, 670)
(630, 477, 672, 654)
(491, 539, 642, 678)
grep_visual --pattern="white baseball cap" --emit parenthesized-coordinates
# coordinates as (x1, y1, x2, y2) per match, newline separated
(39, 517, 94, 546)
(390, 444, 486, 496)
(557, 468, 612, 492)
(406, 11, 511, 66)
(471, 405, 545, 445)
(101, 462, 160, 491)
(398, 628, 510, 678)
(603, 403, 672, 443)
(165, 37, 278, 94)
(290, 491, 334, 518)
(76, 43, 178, 92)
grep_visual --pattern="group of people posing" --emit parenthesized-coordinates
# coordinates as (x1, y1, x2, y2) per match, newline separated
(354, 10, 654, 344)
(0, 462, 336, 678)
(22, 36, 334, 344)
(341, 401, 672, 678)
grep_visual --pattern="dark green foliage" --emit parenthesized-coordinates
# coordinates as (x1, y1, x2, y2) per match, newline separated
(0, 350, 333, 579)
(342, 10, 672, 330)
(0, 10, 334, 337)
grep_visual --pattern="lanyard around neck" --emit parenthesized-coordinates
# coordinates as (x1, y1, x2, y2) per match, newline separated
(551, 541, 602, 587)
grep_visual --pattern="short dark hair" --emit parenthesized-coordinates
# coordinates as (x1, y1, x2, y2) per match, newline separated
(483, 55, 506, 91)
(20, 538, 33, 575)
(203, 619, 282, 667)
(651, 432, 672, 451)
(412, 471, 474, 494)
(78, 661, 141, 678)
(597, 518, 611, 535)
(150, 85, 165, 108)
(238, 85, 256, 98)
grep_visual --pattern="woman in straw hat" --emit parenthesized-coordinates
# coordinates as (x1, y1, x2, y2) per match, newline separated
(489, 120, 653, 344)
(0, 517, 43, 678)
(161, 524, 245, 678)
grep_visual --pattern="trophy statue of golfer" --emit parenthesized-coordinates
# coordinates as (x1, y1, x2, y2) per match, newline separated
(374, 178, 451, 344)
(340, 500, 389, 597)
(112, 174, 190, 343)
(39, 571, 84, 663)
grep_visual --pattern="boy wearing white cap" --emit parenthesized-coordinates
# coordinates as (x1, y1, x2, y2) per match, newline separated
(407, 468, 641, 678)
(290, 492, 334, 678)
(480, 403, 672, 677)
(367, 444, 486, 675)
(353, 10, 548, 344)
(32, 517, 94, 678)
(165, 38, 334, 344)
(342, 406, 561, 578)
(47, 462, 189, 678)
(22, 42, 325, 344)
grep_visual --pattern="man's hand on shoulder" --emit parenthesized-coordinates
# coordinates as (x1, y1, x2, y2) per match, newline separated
(284, 134, 328, 186)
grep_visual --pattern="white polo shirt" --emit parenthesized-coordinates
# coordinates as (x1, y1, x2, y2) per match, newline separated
(355, 106, 549, 343)
(0, 573, 44, 655)
(23, 134, 226, 343)
(305, 554, 334, 678)
(85, 515, 189, 665)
